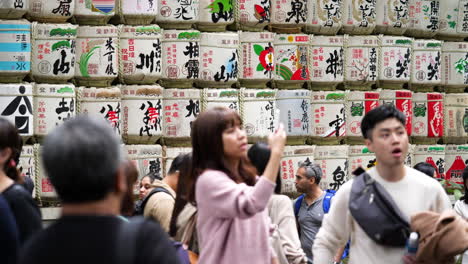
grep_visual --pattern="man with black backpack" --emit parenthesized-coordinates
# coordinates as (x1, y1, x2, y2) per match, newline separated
(312, 105, 451, 264)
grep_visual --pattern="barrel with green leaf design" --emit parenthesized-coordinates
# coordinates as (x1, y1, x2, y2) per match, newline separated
(274, 34, 310, 89)
(239, 31, 274, 88)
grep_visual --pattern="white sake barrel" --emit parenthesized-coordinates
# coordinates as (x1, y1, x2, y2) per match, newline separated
(0, 0, 28, 19)
(162, 89, 201, 146)
(28, 0, 74, 22)
(119, 25, 162, 85)
(344, 35, 378, 90)
(406, 143, 415, 166)
(240, 88, 277, 142)
(197, 0, 234, 31)
(233, 0, 270, 31)
(314, 145, 348, 191)
(164, 146, 191, 177)
(413, 144, 446, 179)
(77, 87, 121, 138)
(309, 91, 346, 145)
(239, 31, 274, 88)
(310, 35, 344, 90)
(160, 30, 200, 88)
(74, 0, 115, 25)
(197, 32, 238, 88)
(33, 84, 75, 138)
(375, 0, 409, 35)
(0, 83, 34, 137)
(121, 85, 164, 144)
(348, 145, 376, 179)
(18, 145, 36, 198)
(202, 88, 239, 112)
(36, 144, 58, 200)
(0, 20, 31, 82)
(441, 42, 468, 93)
(126, 144, 164, 194)
(378, 35, 412, 89)
(274, 34, 310, 89)
(31, 23, 77, 83)
(345, 91, 380, 144)
(410, 40, 442, 92)
(379, 89, 413, 136)
(75, 26, 118, 87)
(341, 0, 376, 35)
(445, 144, 468, 184)
(157, 0, 199, 29)
(276, 89, 310, 145)
(438, 0, 468, 41)
(116, 0, 157, 25)
(270, 0, 307, 32)
(304, 0, 342, 35)
(280, 145, 315, 196)
(443, 93, 468, 144)
(411, 92, 444, 144)
(406, 0, 440, 38)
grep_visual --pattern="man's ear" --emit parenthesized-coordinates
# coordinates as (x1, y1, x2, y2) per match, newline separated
(115, 166, 127, 195)
(364, 138, 374, 153)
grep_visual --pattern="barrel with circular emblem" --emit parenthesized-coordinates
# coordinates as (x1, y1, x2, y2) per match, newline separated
(345, 91, 380, 144)
(276, 89, 310, 145)
(274, 34, 310, 89)
(437, 0, 468, 41)
(411, 92, 444, 144)
(270, 0, 307, 33)
(406, 0, 440, 38)
(443, 93, 468, 144)
(240, 88, 277, 142)
(280, 145, 315, 196)
(378, 35, 413, 90)
(344, 35, 379, 91)
(239, 31, 274, 88)
(410, 39, 442, 92)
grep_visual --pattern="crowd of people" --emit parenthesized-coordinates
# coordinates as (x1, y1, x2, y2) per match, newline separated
(0, 105, 467, 264)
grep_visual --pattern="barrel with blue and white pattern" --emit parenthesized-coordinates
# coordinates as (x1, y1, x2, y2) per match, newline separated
(0, 20, 31, 82)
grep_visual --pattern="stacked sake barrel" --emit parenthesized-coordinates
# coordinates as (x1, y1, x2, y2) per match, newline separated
(1, 0, 468, 202)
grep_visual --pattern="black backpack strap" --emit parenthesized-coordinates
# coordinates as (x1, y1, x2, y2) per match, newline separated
(117, 216, 146, 264)
(137, 187, 174, 215)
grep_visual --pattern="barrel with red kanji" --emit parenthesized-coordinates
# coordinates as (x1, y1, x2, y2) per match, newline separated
(379, 89, 413, 136)
(412, 144, 446, 179)
(310, 35, 344, 91)
(280, 145, 315, 196)
(344, 35, 379, 90)
(411, 92, 444, 144)
(314, 145, 349, 191)
(406, 0, 440, 38)
(345, 91, 380, 144)
(445, 144, 468, 184)
(274, 34, 310, 89)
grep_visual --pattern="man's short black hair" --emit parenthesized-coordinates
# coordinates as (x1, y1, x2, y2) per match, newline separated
(361, 104, 406, 139)
(168, 153, 188, 175)
(413, 162, 436, 178)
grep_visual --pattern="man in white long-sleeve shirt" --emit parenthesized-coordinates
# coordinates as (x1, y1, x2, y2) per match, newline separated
(313, 105, 451, 264)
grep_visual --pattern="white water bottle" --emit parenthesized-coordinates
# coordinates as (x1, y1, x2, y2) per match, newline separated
(405, 232, 419, 257)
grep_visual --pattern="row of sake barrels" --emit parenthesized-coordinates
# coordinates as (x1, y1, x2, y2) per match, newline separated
(1, 83, 467, 145)
(2, 23, 468, 92)
(20, 143, 467, 200)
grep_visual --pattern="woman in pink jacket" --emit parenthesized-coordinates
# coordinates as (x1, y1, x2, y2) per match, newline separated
(189, 107, 286, 264)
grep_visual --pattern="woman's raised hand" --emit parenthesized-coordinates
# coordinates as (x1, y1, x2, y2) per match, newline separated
(268, 123, 286, 156)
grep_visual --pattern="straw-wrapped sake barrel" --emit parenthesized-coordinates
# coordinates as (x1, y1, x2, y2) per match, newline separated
(121, 85, 164, 144)
(31, 23, 77, 83)
(274, 34, 310, 89)
(118, 25, 162, 85)
(202, 88, 239, 112)
(411, 92, 444, 144)
(156, 0, 199, 29)
(18, 145, 36, 198)
(280, 145, 315, 196)
(410, 39, 442, 92)
(163, 146, 192, 177)
(345, 91, 379, 144)
(445, 144, 468, 184)
(304, 0, 342, 35)
(75, 26, 118, 87)
(344, 35, 378, 91)
(197, 0, 234, 31)
(33, 84, 75, 139)
(36, 144, 58, 201)
(0, 0, 28, 19)
(379, 89, 413, 136)
(77, 87, 121, 138)
(0, 20, 30, 82)
(375, 0, 409, 35)
(240, 88, 277, 143)
(437, 0, 468, 41)
(309, 91, 346, 145)
(160, 30, 200, 88)
(443, 93, 468, 144)
(239, 31, 274, 88)
(378, 35, 412, 89)
(197, 32, 239, 88)
(347, 145, 376, 179)
(162, 89, 201, 146)
(310, 35, 344, 91)
(74, 0, 115, 25)
(270, 0, 307, 33)
(0, 83, 34, 138)
(441, 42, 468, 93)
(126, 144, 164, 194)
(233, 0, 270, 31)
(406, 0, 440, 38)
(276, 89, 310, 145)
(115, 0, 157, 25)
(28, 0, 74, 22)
(341, 0, 376, 35)
(314, 145, 349, 191)
(413, 144, 446, 179)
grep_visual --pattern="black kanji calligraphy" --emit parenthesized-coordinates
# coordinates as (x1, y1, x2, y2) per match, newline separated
(286, 0, 307, 24)
(136, 41, 161, 73)
(104, 38, 116, 75)
(325, 48, 343, 78)
(52, 0, 72, 16)
(185, 99, 199, 118)
(53, 50, 70, 75)
(139, 100, 162, 137)
(1, 85, 32, 133)
(183, 42, 199, 59)
(396, 48, 410, 78)
(329, 165, 346, 190)
(427, 51, 440, 81)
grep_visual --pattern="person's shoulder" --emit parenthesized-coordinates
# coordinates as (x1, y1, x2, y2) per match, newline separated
(271, 194, 292, 207)
(19, 225, 53, 260)
(197, 169, 230, 185)
(3, 184, 32, 200)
